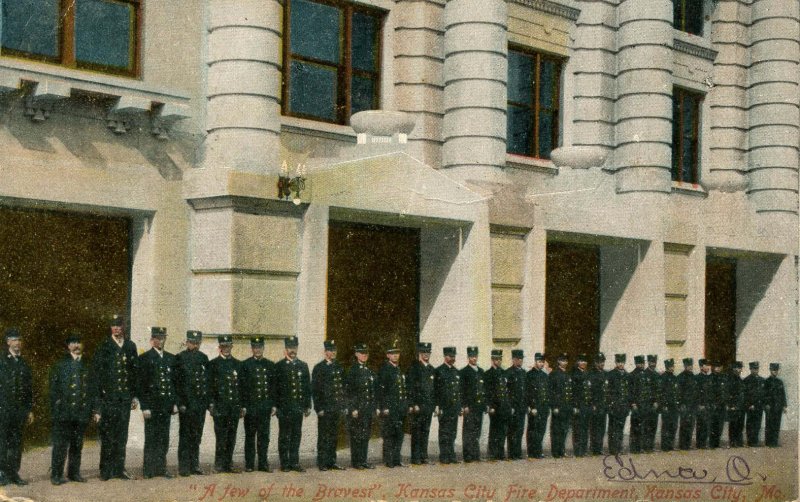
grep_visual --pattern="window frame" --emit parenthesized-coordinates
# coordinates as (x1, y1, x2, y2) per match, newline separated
(673, 0, 704, 36)
(0, 0, 142, 78)
(672, 87, 704, 184)
(506, 44, 563, 160)
(282, 0, 384, 125)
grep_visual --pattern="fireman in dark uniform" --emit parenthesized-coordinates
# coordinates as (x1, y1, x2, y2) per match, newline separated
(460, 346, 486, 463)
(274, 336, 311, 472)
(526, 352, 549, 458)
(378, 342, 408, 468)
(743, 361, 765, 447)
(208, 335, 244, 473)
(407, 342, 435, 465)
(709, 361, 728, 449)
(726, 361, 745, 448)
(49, 332, 96, 485)
(346, 343, 377, 469)
(628, 355, 646, 453)
(486, 349, 511, 461)
(606, 354, 629, 455)
(312, 340, 347, 471)
(642, 354, 660, 452)
(764, 363, 787, 447)
(0, 327, 32, 486)
(659, 358, 679, 451)
(695, 358, 713, 449)
(92, 315, 138, 481)
(175, 330, 209, 476)
(435, 346, 462, 464)
(506, 349, 526, 460)
(677, 357, 696, 450)
(241, 336, 276, 472)
(138, 326, 178, 479)
(588, 352, 609, 456)
(571, 354, 592, 458)
(548, 353, 573, 459)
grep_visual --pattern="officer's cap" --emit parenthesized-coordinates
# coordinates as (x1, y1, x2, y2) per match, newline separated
(634, 355, 645, 364)
(614, 354, 626, 363)
(467, 346, 478, 357)
(65, 331, 82, 344)
(4, 327, 21, 341)
(324, 340, 336, 351)
(251, 336, 265, 347)
(186, 330, 203, 343)
(218, 335, 233, 345)
(595, 352, 606, 362)
(682, 357, 693, 367)
(284, 336, 299, 348)
(150, 326, 167, 338)
(647, 354, 657, 363)
(443, 346, 456, 357)
(417, 342, 431, 353)
(749, 361, 759, 369)
(354, 343, 369, 354)
(769, 362, 780, 371)
(511, 349, 524, 359)
(110, 314, 124, 327)
(732, 361, 743, 369)
(491, 349, 503, 358)
(698, 358, 709, 366)
(711, 360, 722, 367)
(534, 352, 545, 361)
(576, 353, 587, 363)
(557, 353, 569, 362)
(386, 340, 400, 354)
(664, 358, 675, 368)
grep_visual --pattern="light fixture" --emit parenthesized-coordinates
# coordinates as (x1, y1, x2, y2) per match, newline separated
(278, 161, 307, 205)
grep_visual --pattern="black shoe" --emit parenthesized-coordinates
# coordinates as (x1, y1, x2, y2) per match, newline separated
(353, 465, 364, 470)
(179, 471, 191, 477)
(245, 468, 254, 472)
(291, 466, 305, 473)
(330, 464, 346, 471)
(192, 469, 205, 476)
(118, 470, 133, 480)
(69, 475, 87, 483)
(319, 466, 329, 471)
(396, 463, 408, 468)
(362, 463, 375, 470)
(384, 463, 394, 468)
(11, 477, 28, 486)
(144, 474, 153, 479)
(280, 467, 291, 472)
(51, 476, 66, 486)
(258, 466, 273, 473)
(163, 473, 174, 479)
(421, 459, 435, 465)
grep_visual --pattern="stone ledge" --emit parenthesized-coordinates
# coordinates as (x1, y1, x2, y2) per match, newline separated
(550, 146, 609, 169)
(505, 154, 559, 175)
(510, 0, 580, 21)
(674, 34, 718, 61)
(671, 181, 709, 197)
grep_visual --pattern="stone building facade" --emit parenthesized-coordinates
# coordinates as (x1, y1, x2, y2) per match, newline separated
(0, 0, 797, 452)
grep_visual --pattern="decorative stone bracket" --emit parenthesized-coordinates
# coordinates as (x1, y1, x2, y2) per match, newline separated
(23, 81, 71, 122)
(106, 97, 190, 137)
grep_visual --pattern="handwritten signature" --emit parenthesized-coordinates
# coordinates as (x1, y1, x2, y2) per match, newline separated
(602, 454, 767, 486)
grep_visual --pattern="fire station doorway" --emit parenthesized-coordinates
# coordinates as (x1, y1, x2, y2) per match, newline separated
(544, 241, 601, 367)
(705, 256, 737, 365)
(0, 206, 131, 445)
(326, 221, 420, 372)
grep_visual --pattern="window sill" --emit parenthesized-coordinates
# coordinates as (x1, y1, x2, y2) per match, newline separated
(673, 31, 717, 62)
(505, 154, 559, 175)
(671, 181, 708, 197)
(281, 115, 357, 143)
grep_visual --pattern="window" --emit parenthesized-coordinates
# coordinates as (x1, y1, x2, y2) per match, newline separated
(673, 0, 704, 36)
(283, 0, 383, 125)
(672, 88, 703, 183)
(1, 0, 141, 77)
(507, 47, 562, 159)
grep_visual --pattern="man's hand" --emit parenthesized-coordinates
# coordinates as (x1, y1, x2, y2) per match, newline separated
(382, 409, 389, 417)
(304, 408, 311, 417)
(143, 410, 152, 420)
(463, 406, 470, 415)
(352, 410, 359, 418)
(240, 408, 246, 418)
(171, 405, 178, 415)
(131, 398, 139, 410)
(488, 408, 495, 415)
(414, 405, 420, 413)
(552, 408, 559, 415)
(27, 412, 34, 425)
(179, 405, 187, 414)
(318, 410, 325, 417)
(271, 407, 277, 416)
(93, 413, 101, 424)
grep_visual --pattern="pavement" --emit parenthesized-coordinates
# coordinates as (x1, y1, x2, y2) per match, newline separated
(0, 432, 796, 502)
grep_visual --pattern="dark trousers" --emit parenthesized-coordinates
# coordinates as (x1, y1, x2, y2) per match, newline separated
(709, 407, 724, 448)
(2, 413, 25, 479)
(143, 412, 171, 477)
(526, 408, 549, 457)
(629, 410, 643, 453)
(488, 411, 509, 460)
(348, 413, 372, 467)
(550, 410, 570, 458)
(244, 409, 271, 470)
(607, 413, 627, 455)
(695, 408, 710, 449)
(744, 408, 763, 446)
(764, 407, 782, 447)
(642, 409, 658, 452)
(278, 410, 303, 469)
(317, 410, 342, 468)
(438, 412, 458, 463)
(506, 410, 525, 459)
(589, 410, 607, 455)
(51, 420, 87, 479)
(462, 409, 483, 462)
(381, 412, 406, 466)
(571, 409, 590, 457)
(213, 412, 239, 471)
(727, 410, 744, 447)
(99, 404, 131, 478)
(178, 408, 206, 474)
(660, 410, 679, 451)
(410, 410, 433, 463)
(678, 411, 695, 450)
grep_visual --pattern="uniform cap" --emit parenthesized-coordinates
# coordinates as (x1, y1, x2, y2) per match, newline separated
(284, 336, 299, 348)
(534, 352, 545, 361)
(511, 349, 524, 359)
(324, 340, 336, 351)
(576, 353, 587, 363)
(354, 343, 369, 354)
(732, 361, 743, 369)
(769, 362, 780, 371)
(595, 352, 606, 362)
(110, 315, 124, 327)
(65, 330, 83, 344)
(467, 346, 478, 357)
(186, 330, 203, 343)
(417, 342, 432, 353)
(647, 354, 657, 363)
(698, 358, 708, 366)
(251, 336, 265, 347)
(557, 353, 569, 362)
(614, 354, 626, 363)
(491, 349, 503, 358)
(4, 327, 20, 341)
(682, 357, 693, 367)
(664, 358, 675, 367)
(386, 339, 400, 354)
(150, 326, 167, 338)
(749, 361, 759, 369)
(218, 335, 233, 345)
(634, 355, 645, 364)
(443, 346, 456, 357)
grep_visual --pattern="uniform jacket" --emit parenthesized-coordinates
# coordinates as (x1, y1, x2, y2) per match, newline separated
(548, 368, 573, 412)
(2, 352, 33, 418)
(208, 355, 243, 416)
(137, 348, 178, 414)
(589, 368, 609, 412)
(377, 361, 408, 416)
(726, 372, 744, 411)
(659, 371, 680, 412)
(764, 376, 787, 410)
(92, 337, 138, 405)
(312, 359, 347, 414)
(710, 372, 729, 410)
(49, 355, 95, 423)
(677, 369, 697, 412)
(460, 364, 486, 412)
(175, 349, 210, 412)
(485, 365, 512, 415)
(241, 356, 276, 414)
(606, 368, 630, 416)
(346, 361, 376, 415)
(506, 365, 527, 412)
(695, 372, 714, 410)
(406, 360, 436, 413)
(742, 374, 765, 410)
(571, 368, 592, 411)
(274, 357, 311, 414)
(435, 363, 461, 414)
(630, 368, 658, 411)
(526, 367, 549, 411)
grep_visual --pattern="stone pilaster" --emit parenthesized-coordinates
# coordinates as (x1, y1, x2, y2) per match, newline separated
(442, 0, 508, 174)
(705, 0, 750, 192)
(205, 0, 282, 174)
(614, 0, 673, 194)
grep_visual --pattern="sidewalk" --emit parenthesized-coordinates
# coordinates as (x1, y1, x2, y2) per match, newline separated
(1, 432, 796, 502)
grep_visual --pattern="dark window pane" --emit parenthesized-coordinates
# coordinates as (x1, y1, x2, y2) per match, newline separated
(538, 112, 554, 158)
(507, 104, 533, 155)
(290, 0, 341, 64)
(672, 0, 682, 30)
(290, 61, 337, 121)
(685, 0, 704, 35)
(672, 96, 681, 180)
(1, 0, 59, 57)
(352, 12, 378, 72)
(539, 59, 558, 110)
(75, 0, 134, 69)
(508, 51, 533, 105)
(351, 75, 375, 116)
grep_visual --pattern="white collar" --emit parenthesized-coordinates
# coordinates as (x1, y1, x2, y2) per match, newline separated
(112, 336, 125, 348)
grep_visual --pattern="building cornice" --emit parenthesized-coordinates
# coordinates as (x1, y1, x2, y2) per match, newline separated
(510, 0, 580, 21)
(674, 38, 718, 61)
